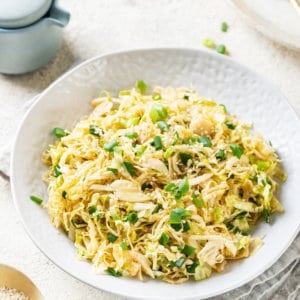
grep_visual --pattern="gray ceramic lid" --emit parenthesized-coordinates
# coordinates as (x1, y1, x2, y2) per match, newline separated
(0, 0, 52, 29)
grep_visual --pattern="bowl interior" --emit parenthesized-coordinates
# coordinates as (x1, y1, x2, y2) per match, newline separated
(11, 48, 300, 300)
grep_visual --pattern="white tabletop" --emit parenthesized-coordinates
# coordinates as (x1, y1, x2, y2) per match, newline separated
(0, 1, 299, 299)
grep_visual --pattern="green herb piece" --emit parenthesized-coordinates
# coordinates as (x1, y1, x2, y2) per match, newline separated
(151, 136, 163, 150)
(157, 121, 170, 132)
(230, 144, 244, 159)
(174, 177, 189, 200)
(202, 38, 216, 49)
(172, 131, 179, 145)
(89, 125, 103, 136)
(88, 206, 97, 214)
(172, 257, 185, 268)
(62, 191, 67, 199)
(186, 261, 199, 273)
(171, 224, 182, 231)
(170, 207, 191, 224)
(152, 93, 162, 101)
(182, 221, 190, 232)
(152, 204, 163, 214)
(263, 208, 270, 223)
(221, 22, 228, 32)
(53, 165, 62, 177)
(235, 211, 247, 219)
(215, 149, 226, 161)
(217, 44, 227, 54)
(30, 195, 43, 205)
(164, 182, 176, 191)
(250, 174, 258, 183)
(136, 80, 147, 94)
(126, 117, 140, 128)
(159, 233, 169, 246)
(192, 194, 205, 208)
(125, 212, 139, 224)
(226, 222, 234, 230)
(183, 95, 189, 100)
(120, 242, 128, 250)
(104, 140, 118, 152)
(125, 132, 138, 139)
(135, 145, 146, 156)
(119, 90, 131, 96)
(123, 161, 137, 176)
(164, 147, 174, 159)
(213, 208, 220, 221)
(220, 104, 227, 113)
(150, 104, 168, 123)
(53, 127, 66, 138)
(181, 245, 196, 256)
(198, 136, 212, 147)
(107, 233, 118, 243)
(256, 161, 270, 171)
(107, 167, 118, 175)
(107, 267, 122, 277)
(179, 153, 192, 165)
(225, 122, 236, 129)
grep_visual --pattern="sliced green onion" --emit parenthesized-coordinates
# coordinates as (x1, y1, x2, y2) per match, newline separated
(186, 261, 199, 273)
(125, 132, 138, 139)
(89, 125, 103, 136)
(217, 44, 227, 54)
(230, 143, 244, 159)
(123, 161, 137, 176)
(174, 177, 189, 200)
(202, 37, 216, 49)
(157, 121, 170, 132)
(136, 80, 147, 94)
(152, 203, 163, 214)
(198, 136, 212, 147)
(149, 104, 168, 123)
(135, 145, 146, 157)
(159, 232, 169, 246)
(172, 131, 179, 145)
(53, 165, 62, 177)
(53, 127, 66, 138)
(263, 208, 270, 223)
(107, 233, 118, 243)
(88, 206, 97, 214)
(62, 191, 67, 199)
(30, 195, 43, 205)
(152, 93, 162, 101)
(256, 161, 270, 171)
(225, 122, 235, 129)
(125, 212, 138, 224)
(170, 207, 191, 224)
(221, 22, 228, 32)
(151, 136, 163, 150)
(126, 117, 140, 128)
(213, 208, 220, 221)
(171, 223, 182, 231)
(164, 147, 174, 159)
(192, 194, 205, 208)
(120, 242, 128, 250)
(220, 104, 228, 113)
(107, 167, 118, 175)
(182, 220, 190, 232)
(172, 257, 185, 268)
(181, 245, 196, 256)
(107, 267, 122, 277)
(104, 140, 118, 152)
(183, 95, 189, 100)
(179, 153, 192, 165)
(215, 149, 226, 161)
(164, 182, 176, 191)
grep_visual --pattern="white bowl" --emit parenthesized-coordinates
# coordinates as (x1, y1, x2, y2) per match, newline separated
(10, 48, 300, 300)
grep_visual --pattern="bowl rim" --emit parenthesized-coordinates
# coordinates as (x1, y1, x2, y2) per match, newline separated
(10, 47, 300, 300)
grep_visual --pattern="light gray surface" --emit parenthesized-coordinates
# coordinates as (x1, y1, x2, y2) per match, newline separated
(0, 1, 299, 299)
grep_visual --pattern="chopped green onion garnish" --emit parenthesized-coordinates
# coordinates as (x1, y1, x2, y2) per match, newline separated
(171, 223, 182, 231)
(135, 145, 146, 157)
(107, 167, 118, 175)
(89, 125, 103, 136)
(104, 140, 118, 152)
(120, 242, 128, 250)
(152, 203, 163, 214)
(217, 44, 227, 54)
(263, 208, 270, 223)
(107, 267, 122, 277)
(186, 261, 199, 273)
(213, 208, 220, 221)
(179, 153, 192, 165)
(225, 122, 235, 129)
(182, 220, 190, 232)
(149, 104, 168, 123)
(123, 161, 137, 176)
(125, 212, 138, 224)
(230, 143, 244, 159)
(172, 257, 185, 268)
(174, 177, 189, 200)
(172, 131, 179, 145)
(136, 80, 147, 94)
(181, 245, 196, 256)
(126, 117, 140, 128)
(164, 182, 176, 191)
(164, 147, 174, 159)
(183, 95, 189, 100)
(198, 136, 212, 147)
(157, 121, 170, 132)
(30, 195, 43, 205)
(192, 194, 205, 208)
(256, 161, 270, 171)
(170, 207, 191, 224)
(88, 206, 97, 214)
(159, 233, 169, 246)
(151, 136, 163, 150)
(202, 38, 216, 49)
(125, 132, 139, 139)
(107, 233, 118, 243)
(53, 165, 62, 177)
(62, 190, 67, 199)
(215, 149, 226, 161)
(53, 127, 66, 138)
(152, 93, 162, 101)
(221, 22, 228, 32)
(220, 104, 227, 113)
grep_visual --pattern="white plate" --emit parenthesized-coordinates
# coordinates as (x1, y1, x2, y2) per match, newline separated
(11, 48, 300, 300)
(229, 0, 300, 51)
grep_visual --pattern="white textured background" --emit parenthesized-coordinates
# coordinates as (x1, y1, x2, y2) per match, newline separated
(0, 1, 299, 299)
